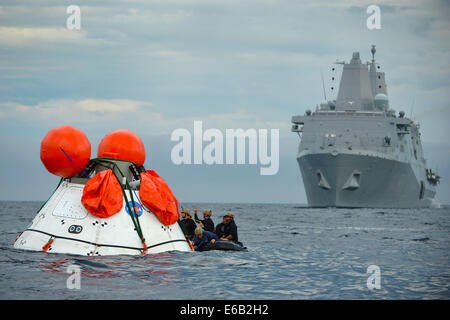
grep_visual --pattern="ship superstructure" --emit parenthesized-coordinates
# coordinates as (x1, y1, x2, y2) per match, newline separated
(291, 46, 439, 208)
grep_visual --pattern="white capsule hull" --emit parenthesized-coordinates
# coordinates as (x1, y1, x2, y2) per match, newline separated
(14, 181, 192, 256)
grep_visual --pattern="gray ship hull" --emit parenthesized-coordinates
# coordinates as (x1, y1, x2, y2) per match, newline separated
(298, 152, 435, 208)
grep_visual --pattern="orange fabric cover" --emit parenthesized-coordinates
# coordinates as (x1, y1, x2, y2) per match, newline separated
(40, 125, 91, 178)
(139, 170, 180, 226)
(81, 169, 123, 218)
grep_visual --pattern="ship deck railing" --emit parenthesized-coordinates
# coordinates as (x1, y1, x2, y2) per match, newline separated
(314, 111, 386, 116)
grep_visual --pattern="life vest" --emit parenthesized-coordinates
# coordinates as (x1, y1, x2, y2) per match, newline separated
(139, 170, 180, 226)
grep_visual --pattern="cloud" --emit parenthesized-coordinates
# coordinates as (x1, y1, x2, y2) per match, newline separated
(0, 26, 87, 47)
(2, 98, 146, 116)
(0, 0, 448, 203)
(0, 98, 286, 137)
(76, 99, 144, 112)
(0, 99, 155, 133)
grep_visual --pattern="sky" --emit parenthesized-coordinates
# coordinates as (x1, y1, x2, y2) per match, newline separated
(0, 0, 449, 204)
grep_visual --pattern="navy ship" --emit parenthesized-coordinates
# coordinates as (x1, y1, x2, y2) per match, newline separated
(291, 46, 440, 208)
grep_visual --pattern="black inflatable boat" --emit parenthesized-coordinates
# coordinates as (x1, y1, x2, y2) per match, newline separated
(198, 239, 247, 251)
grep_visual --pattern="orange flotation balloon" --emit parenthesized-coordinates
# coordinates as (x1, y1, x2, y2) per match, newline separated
(40, 125, 91, 178)
(97, 129, 145, 165)
(81, 169, 123, 218)
(139, 170, 180, 226)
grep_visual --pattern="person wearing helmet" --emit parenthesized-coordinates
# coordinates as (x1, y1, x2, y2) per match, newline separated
(214, 212, 238, 243)
(180, 209, 197, 239)
(194, 208, 215, 232)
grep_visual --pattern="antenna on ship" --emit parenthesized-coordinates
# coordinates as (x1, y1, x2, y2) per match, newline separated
(320, 67, 327, 100)
(371, 45, 376, 63)
(409, 99, 415, 121)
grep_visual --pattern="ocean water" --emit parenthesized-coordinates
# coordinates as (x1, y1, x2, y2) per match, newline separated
(0, 201, 449, 300)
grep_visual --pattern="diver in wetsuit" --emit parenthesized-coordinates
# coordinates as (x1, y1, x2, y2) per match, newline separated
(179, 209, 197, 239)
(194, 209, 215, 232)
(192, 226, 218, 251)
(214, 212, 238, 243)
